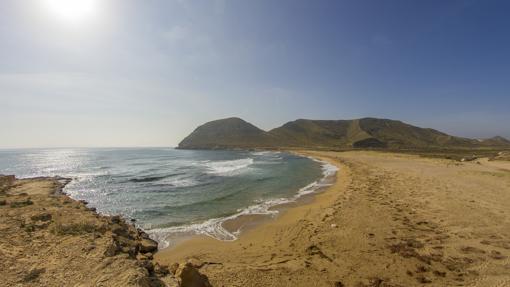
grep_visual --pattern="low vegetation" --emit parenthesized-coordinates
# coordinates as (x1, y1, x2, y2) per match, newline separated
(178, 117, 510, 151)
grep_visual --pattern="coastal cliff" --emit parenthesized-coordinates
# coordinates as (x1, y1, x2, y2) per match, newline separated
(178, 117, 510, 150)
(0, 175, 211, 287)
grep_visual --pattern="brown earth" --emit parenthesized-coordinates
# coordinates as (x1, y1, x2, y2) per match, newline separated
(155, 151, 510, 287)
(0, 175, 210, 287)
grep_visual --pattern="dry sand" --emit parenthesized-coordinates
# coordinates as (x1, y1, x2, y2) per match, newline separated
(155, 151, 510, 287)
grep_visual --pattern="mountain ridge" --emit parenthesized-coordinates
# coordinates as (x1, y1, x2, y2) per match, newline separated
(178, 117, 510, 150)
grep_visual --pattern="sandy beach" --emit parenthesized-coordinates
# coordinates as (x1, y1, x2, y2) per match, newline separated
(155, 151, 510, 286)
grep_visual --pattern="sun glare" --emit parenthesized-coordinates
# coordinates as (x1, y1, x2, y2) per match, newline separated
(43, 0, 98, 23)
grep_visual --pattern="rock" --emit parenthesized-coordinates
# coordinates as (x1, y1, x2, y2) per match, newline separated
(138, 229, 150, 239)
(330, 224, 338, 228)
(137, 259, 155, 273)
(111, 215, 122, 224)
(139, 238, 158, 254)
(0, 175, 15, 192)
(160, 275, 180, 287)
(460, 155, 477, 162)
(104, 239, 119, 257)
(154, 263, 170, 276)
(111, 224, 128, 236)
(30, 212, 52, 222)
(22, 268, 45, 282)
(187, 258, 204, 268)
(169, 263, 180, 275)
(9, 198, 33, 208)
(175, 263, 212, 287)
(416, 275, 432, 283)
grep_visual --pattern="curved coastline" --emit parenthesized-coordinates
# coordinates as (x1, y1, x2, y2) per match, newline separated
(147, 153, 339, 249)
(153, 150, 348, 273)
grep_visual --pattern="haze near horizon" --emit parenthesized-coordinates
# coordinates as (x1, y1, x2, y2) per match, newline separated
(1, 0, 509, 148)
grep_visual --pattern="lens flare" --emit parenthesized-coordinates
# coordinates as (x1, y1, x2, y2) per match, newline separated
(43, 0, 98, 23)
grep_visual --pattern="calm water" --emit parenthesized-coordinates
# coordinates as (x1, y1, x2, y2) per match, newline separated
(0, 148, 335, 245)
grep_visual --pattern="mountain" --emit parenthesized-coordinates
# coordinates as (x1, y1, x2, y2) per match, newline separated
(479, 136, 510, 146)
(178, 117, 278, 149)
(177, 117, 510, 150)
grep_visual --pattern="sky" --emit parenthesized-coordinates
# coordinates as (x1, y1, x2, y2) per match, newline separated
(1, 0, 509, 148)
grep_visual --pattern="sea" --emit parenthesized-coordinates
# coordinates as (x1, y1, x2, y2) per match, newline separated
(0, 148, 337, 247)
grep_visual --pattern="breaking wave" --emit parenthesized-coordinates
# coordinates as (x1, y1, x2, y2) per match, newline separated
(203, 158, 254, 176)
(148, 158, 338, 248)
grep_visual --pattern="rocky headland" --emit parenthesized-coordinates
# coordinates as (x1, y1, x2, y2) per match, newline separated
(0, 175, 211, 287)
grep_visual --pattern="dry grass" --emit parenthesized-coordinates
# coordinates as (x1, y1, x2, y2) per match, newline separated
(50, 221, 99, 235)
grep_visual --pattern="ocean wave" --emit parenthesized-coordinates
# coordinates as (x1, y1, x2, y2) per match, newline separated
(203, 158, 254, 176)
(128, 175, 168, 183)
(151, 176, 199, 188)
(147, 197, 287, 248)
(251, 151, 281, 156)
(127, 172, 185, 183)
(156, 186, 251, 211)
(147, 158, 339, 248)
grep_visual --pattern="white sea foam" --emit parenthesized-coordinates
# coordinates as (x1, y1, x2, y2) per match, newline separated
(158, 177, 198, 187)
(147, 157, 339, 248)
(203, 158, 254, 176)
(251, 151, 281, 156)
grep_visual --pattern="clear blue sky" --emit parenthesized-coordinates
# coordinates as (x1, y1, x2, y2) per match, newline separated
(1, 0, 509, 147)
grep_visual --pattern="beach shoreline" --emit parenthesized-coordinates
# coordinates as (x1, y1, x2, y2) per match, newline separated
(149, 152, 338, 249)
(155, 150, 510, 286)
(3, 150, 510, 286)
(154, 150, 350, 271)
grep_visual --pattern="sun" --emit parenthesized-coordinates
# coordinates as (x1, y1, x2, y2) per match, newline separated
(43, 0, 99, 23)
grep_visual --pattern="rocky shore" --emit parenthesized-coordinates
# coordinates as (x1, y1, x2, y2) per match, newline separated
(0, 175, 211, 287)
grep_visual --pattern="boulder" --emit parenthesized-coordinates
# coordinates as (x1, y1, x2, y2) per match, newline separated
(139, 238, 158, 254)
(111, 215, 122, 224)
(175, 263, 212, 287)
(104, 239, 120, 257)
(169, 263, 180, 275)
(154, 263, 170, 276)
(460, 155, 477, 162)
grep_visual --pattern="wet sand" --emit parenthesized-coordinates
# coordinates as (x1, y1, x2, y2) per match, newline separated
(155, 150, 510, 286)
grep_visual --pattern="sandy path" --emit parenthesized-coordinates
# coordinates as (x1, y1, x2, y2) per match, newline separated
(155, 151, 510, 286)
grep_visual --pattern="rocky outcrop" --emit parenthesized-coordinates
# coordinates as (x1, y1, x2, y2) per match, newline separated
(0, 175, 210, 287)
